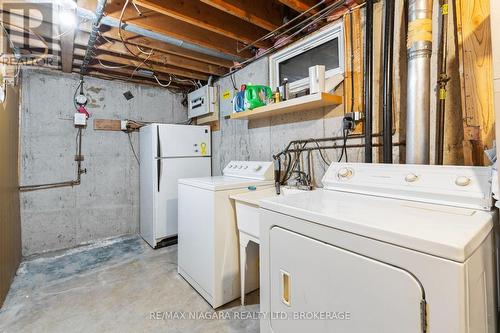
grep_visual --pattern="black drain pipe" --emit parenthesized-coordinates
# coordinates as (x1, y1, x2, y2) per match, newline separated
(435, 0, 449, 165)
(382, 0, 395, 163)
(364, 0, 374, 163)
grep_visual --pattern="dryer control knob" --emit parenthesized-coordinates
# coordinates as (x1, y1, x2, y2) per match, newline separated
(455, 176, 471, 186)
(337, 168, 353, 179)
(405, 173, 418, 183)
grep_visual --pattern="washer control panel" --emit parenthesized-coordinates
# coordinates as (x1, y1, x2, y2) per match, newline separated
(223, 161, 274, 180)
(322, 163, 493, 210)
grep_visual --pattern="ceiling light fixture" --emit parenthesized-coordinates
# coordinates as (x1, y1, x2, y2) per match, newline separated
(58, 8, 78, 30)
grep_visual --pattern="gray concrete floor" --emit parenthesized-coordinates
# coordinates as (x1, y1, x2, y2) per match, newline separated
(0, 236, 260, 333)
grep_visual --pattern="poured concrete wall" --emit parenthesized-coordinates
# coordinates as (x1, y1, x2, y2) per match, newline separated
(212, 58, 369, 185)
(20, 68, 187, 256)
(0, 84, 21, 307)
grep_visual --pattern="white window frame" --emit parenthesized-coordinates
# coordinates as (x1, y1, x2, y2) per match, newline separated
(269, 21, 344, 94)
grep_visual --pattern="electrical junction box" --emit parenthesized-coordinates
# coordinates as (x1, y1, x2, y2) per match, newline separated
(188, 85, 218, 119)
(74, 113, 87, 127)
(219, 87, 234, 117)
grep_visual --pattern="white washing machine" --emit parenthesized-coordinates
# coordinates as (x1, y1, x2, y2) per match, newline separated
(259, 163, 497, 333)
(178, 160, 274, 308)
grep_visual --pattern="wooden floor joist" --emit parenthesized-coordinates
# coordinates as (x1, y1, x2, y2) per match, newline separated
(91, 52, 209, 81)
(199, 0, 283, 31)
(88, 32, 227, 76)
(278, 0, 318, 15)
(98, 28, 234, 68)
(134, 0, 271, 48)
(104, 2, 253, 59)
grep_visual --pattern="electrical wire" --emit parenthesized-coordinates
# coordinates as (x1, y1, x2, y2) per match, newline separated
(73, 78, 83, 110)
(127, 132, 140, 165)
(98, 31, 114, 44)
(234, 0, 345, 69)
(0, 22, 15, 50)
(271, 1, 341, 43)
(171, 74, 197, 86)
(136, 45, 154, 55)
(230, 73, 238, 90)
(349, 9, 355, 114)
(311, 139, 331, 166)
(153, 74, 172, 87)
(130, 50, 153, 78)
(98, 58, 129, 69)
(337, 128, 349, 162)
(118, 0, 153, 61)
(0, 21, 50, 66)
(238, 0, 327, 53)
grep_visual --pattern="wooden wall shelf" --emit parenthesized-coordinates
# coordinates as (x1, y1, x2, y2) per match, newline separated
(229, 92, 343, 120)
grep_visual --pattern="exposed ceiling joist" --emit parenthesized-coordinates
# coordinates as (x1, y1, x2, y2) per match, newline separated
(60, 30, 76, 72)
(134, 0, 271, 48)
(6, 26, 220, 80)
(3, 8, 233, 74)
(199, 0, 283, 31)
(91, 33, 227, 76)
(97, 28, 234, 68)
(59, 4, 77, 73)
(279, 0, 319, 15)
(103, 2, 254, 58)
(78, 64, 192, 89)
(87, 51, 209, 81)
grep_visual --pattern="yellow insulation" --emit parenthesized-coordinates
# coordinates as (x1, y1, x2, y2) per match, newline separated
(407, 18, 432, 48)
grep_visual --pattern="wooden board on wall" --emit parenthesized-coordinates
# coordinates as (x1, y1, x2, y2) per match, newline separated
(343, 7, 364, 134)
(455, 0, 494, 166)
(0, 85, 21, 307)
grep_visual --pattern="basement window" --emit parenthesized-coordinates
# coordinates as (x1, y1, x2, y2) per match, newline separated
(269, 22, 344, 94)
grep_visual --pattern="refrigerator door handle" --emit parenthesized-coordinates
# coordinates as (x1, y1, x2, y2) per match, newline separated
(157, 126, 162, 158)
(157, 158, 161, 192)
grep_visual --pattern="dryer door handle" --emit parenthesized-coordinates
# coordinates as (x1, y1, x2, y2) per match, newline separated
(281, 270, 291, 306)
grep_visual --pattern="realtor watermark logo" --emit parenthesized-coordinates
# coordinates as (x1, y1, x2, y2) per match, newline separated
(0, 1, 77, 68)
(149, 311, 352, 321)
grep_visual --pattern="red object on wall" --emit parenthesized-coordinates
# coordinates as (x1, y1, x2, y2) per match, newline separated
(77, 105, 90, 119)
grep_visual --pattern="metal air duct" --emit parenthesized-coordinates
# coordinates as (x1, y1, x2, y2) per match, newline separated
(406, 0, 433, 164)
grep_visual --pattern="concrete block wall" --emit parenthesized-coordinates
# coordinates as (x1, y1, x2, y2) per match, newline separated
(20, 68, 187, 256)
(212, 57, 367, 186)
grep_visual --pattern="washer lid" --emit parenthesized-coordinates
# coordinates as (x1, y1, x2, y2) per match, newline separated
(260, 189, 494, 262)
(179, 176, 274, 191)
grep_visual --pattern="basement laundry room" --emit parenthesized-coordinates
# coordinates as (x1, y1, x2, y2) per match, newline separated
(1, 0, 500, 332)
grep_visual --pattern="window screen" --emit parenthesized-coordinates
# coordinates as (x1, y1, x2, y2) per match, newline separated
(278, 38, 340, 84)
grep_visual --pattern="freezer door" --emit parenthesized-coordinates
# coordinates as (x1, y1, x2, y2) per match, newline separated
(269, 227, 425, 333)
(155, 157, 211, 239)
(158, 124, 211, 157)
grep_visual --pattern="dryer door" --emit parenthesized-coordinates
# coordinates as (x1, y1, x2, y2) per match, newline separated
(269, 227, 426, 333)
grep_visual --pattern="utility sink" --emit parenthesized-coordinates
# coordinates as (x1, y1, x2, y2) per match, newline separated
(230, 186, 312, 305)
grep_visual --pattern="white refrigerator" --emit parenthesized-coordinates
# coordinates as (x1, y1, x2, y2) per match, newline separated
(140, 123, 211, 248)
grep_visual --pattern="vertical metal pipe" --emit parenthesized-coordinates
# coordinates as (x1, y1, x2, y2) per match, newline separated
(364, 0, 374, 163)
(382, 0, 395, 163)
(406, 0, 433, 164)
(435, 0, 449, 165)
(80, 0, 107, 74)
